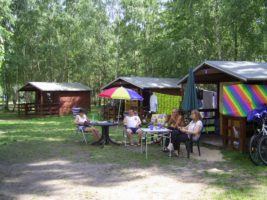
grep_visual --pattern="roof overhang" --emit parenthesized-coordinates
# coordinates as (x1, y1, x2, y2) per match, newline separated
(101, 77, 144, 90)
(178, 62, 248, 85)
(101, 77, 181, 90)
(19, 83, 39, 91)
(19, 82, 92, 92)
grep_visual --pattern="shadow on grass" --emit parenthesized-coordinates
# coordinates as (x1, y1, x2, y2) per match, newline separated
(1, 140, 265, 199)
(0, 113, 266, 199)
(0, 138, 188, 199)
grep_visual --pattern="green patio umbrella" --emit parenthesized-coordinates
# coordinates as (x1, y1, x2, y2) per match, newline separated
(181, 68, 199, 112)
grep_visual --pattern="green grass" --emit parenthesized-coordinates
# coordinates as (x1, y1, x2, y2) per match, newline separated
(0, 109, 188, 167)
(0, 108, 267, 199)
(203, 151, 267, 200)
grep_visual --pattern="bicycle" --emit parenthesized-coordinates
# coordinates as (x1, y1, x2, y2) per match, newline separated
(248, 108, 267, 165)
(258, 112, 267, 165)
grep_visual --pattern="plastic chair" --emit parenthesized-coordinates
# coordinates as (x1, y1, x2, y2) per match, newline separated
(178, 130, 202, 159)
(190, 135, 201, 156)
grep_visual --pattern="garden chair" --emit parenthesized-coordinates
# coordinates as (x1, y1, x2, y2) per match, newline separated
(72, 107, 88, 144)
(122, 111, 142, 146)
(177, 130, 202, 158)
(190, 135, 201, 156)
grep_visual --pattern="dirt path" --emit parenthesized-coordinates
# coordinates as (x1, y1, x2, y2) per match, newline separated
(0, 160, 217, 200)
(0, 147, 224, 200)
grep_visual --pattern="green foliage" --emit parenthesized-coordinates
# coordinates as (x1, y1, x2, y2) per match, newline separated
(1, 0, 267, 109)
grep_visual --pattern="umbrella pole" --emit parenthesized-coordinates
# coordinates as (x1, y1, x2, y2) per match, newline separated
(117, 99, 122, 123)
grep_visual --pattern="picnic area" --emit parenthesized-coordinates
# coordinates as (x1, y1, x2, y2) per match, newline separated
(0, 109, 266, 200)
(1, 0, 267, 200)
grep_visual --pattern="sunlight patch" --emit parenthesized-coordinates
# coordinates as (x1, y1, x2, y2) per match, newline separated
(206, 168, 228, 175)
(27, 160, 71, 167)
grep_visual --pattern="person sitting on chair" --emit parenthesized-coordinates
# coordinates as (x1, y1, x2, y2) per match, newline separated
(123, 109, 143, 146)
(167, 109, 179, 130)
(163, 110, 186, 152)
(75, 108, 100, 140)
(172, 109, 203, 156)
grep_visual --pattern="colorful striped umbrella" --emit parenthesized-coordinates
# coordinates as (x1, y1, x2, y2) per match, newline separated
(99, 87, 143, 100)
(99, 87, 143, 122)
(223, 84, 267, 117)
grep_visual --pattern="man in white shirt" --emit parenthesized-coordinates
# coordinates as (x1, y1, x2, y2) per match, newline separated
(123, 109, 142, 146)
(149, 92, 158, 113)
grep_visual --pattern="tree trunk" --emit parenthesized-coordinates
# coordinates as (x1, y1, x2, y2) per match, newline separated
(214, 0, 222, 59)
(233, 23, 238, 61)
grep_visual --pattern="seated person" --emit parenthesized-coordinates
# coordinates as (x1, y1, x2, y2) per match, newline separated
(167, 109, 179, 130)
(163, 110, 186, 151)
(123, 109, 143, 146)
(74, 109, 100, 140)
(172, 110, 203, 156)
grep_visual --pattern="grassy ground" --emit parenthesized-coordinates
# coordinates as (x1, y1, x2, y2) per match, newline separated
(0, 108, 267, 200)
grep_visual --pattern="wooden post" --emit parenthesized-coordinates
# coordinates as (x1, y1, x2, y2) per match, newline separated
(180, 84, 185, 109)
(216, 83, 220, 113)
(18, 91, 20, 115)
(139, 89, 142, 115)
(40, 91, 43, 116)
(240, 118, 246, 153)
(35, 91, 38, 115)
(216, 83, 220, 135)
(88, 91, 91, 112)
(220, 114, 228, 148)
(57, 93, 60, 116)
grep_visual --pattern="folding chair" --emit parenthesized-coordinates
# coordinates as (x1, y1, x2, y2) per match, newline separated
(122, 111, 142, 146)
(76, 125, 88, 144)
(72, 107, 88, 144)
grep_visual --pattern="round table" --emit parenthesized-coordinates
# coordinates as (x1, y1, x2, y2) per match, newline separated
(90, 121, 120, 145)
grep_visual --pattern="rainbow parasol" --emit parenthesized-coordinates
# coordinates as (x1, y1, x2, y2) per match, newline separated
(99, 86, 143, 121)
(99, 87, 143, 100)
(223, 84, 267, 117)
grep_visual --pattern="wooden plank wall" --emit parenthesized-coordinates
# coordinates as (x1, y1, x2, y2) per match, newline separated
(59, 91, 91, 115)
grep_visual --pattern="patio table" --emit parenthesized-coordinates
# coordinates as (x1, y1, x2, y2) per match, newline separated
(91, 121, 120, 145)
(141, 128, 172, 159)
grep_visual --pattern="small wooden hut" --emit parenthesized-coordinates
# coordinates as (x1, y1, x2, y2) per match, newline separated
(178, 61, 267, 152)
(18, 82, 91, 116)
(101, 77, 182, 120)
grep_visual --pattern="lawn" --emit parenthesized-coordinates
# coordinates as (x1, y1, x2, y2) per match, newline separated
(0, 108, 266, 200)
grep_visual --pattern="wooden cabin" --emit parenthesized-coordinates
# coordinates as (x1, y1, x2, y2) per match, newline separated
(18, 82, 91, 116)
(178, 61, 267, 152)
(101, 77, 182, 120)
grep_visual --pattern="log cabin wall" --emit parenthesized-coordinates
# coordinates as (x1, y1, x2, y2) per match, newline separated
(58, 91, 91, 115)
